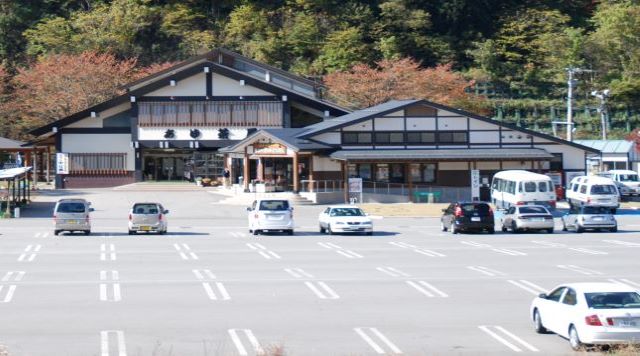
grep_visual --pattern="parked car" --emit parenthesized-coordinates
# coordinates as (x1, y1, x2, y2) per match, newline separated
(53, 198, 94, 235)
(491, 170, 557, 209)
(440, 202, 495, 234)
(561, 205, 617, 233)
(247, 199, 294, 235)
(566, 175, 619, 211)
(598, 170, 640, 198)
(128, 202, 168, 235)
(500, 205, 554, 233)
(531, 282, 640, 350)
(318, 205, 373, 235)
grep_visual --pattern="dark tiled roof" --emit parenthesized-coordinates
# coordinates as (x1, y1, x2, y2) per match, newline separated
(329, 148, 555, 161)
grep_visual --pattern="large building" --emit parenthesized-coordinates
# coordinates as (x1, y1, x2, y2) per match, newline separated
(29, 48, 600, 203)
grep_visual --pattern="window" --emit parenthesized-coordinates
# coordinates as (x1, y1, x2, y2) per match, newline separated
(376, 164, 389, 181)
(538, 182, 548, 192)
(590, 185, 617, 195)
(438, 131, 468, 144)
(359, 164, 372, 180)
(375, 132, 404, 144)
(507, 181, 516, 194)
(572, 183, 579, 192)
(524, 182, 537, 192)
(579, 185, 587, 194)
(507, 207, 516, 214)
(547, 287, 566, 302)
(69, 153, 127, 174)
(133, 204, 160, 214)
(619, 174, 639, 182)
(343, 132, 372, 144)
(409, 163, 436, 183)
(519, 206, 549, 214)
(407, 132, 436, 144)
(56, 202, 87, 213)
(492, 178, 501, 191)
(585, 292, 640, 309)
(562, 288, 577, 305)
(330, 208, 365, 217)
(258, 200, 290, 211)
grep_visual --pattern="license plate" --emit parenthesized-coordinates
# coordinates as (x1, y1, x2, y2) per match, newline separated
(67, 220, 78, 225)
(593, 217, 605, 221)
(471, 217, 481, 222)
(267, 215, 283, 220)
(140, 226, 152, 231)
(619, 320, 637, 327)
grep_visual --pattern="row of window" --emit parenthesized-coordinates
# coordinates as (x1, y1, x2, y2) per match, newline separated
(69, 153, 127, 174)
(342, 131, 468, 145)
(348, 163, 437, 183)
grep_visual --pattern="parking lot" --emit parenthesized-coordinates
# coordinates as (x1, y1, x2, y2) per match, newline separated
(1, 189, 640, 355)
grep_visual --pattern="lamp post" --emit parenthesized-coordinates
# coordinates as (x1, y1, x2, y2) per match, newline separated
(565, 67, 594, 141)
(591, 89, 610, 140)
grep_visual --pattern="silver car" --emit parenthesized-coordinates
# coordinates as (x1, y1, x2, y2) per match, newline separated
(128, 203, 169, 235)
(501, 205, 554, 233)
(562, 205, 617, 233)
(53, 199, 94, 235)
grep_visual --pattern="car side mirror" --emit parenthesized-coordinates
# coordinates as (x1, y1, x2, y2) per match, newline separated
(441, 209, 447, 213)
(163, 210, 169, 214)
(538, 293, 547, 299)
(89, 208, 95, 212)
(290, 207, 294, 211)
(246, 207, 252, 212)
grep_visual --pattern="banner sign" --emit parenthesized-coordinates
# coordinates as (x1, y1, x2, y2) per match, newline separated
(348, 177, 363, 193)
(252, 143, 287, 155)
(56, 153, 69, 174)
(470, 169, 480, 201)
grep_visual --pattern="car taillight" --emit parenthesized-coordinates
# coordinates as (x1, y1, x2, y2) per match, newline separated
(158, 214, 163, 221)
(254, 213, 259, 219)
(128, 214, 132, 221)
(516, 201, 525, 205)
(585, 314, 603, 326)
(549, 200, 556, 208)
(606, 317, 614, 326)
(85, 214, 90, 222)
(587, 197, 591, 204)
(454, 207, 463, 217)
(488, 207, 494, 216)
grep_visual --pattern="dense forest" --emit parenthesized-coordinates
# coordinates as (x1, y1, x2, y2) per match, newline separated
(1, 0, 639, 140)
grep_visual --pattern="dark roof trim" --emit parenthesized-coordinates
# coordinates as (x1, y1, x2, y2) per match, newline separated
(329, 148, 555, 161)
(299, 99, 599, 154)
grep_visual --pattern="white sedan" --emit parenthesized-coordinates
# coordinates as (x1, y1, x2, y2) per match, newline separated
(318, 205, 373, 235)
(530, 282, 640, 350)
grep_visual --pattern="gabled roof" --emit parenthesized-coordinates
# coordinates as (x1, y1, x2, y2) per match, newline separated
(29, 48, 349, 137)
(297, 99, 600, 154)
(0, 137, 26, 150)
(219, 128, 332, 153)
(574, 140, 633, 154)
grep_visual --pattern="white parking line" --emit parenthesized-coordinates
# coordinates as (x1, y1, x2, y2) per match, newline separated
(284, 268, 314, 279)
(531, 240, 566, 248)
(406, 281, 448, 298)
(354, 327, 402, 354)
(507, 280, 548, 295)
(1, 271, 25, 282)
(304, 281, 340, 299)
(174, 243, 199, 260)
(228, 329, 263, 356)
(389, 242, 446, 257)
(467, 266, 507, 277)
(17, 244, 41, 262)
(246, 243, 281, 260)
(478, 325, 539, 352)
(100, 244, 117, 261)
(568, 247, 608, 255)
(318, 242, 363, 259)
(557, 264, 603, 275)
(192, 269, 216, 280)
(100, 330, 127, 356)
(491, 248, 527, 256)
(461, 241, 491, 248)
(602, 240, 640, 247)
(0, 272, 23, 303)
(608, 278, 640, 289)
(376, 266, 411, 278)
(230, 232, 247, 238)
(99, 271, 121, 302)
(202, 282, 231, 300)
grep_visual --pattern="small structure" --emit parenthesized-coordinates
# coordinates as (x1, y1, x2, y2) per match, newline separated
(0, 166, 33, 217)
(574, 140, 639, 173)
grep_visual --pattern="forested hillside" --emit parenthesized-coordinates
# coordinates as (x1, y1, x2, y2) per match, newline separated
(1, 0, 639, 140)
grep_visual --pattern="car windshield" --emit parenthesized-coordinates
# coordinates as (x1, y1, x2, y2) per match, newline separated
(461, 203, 490, 214)
(590, 185, 617, 195)
(585, 292, 640, 309)
(619, 174, 639, 182)
(133, 204, 159, 214)
(519, 207, 548, 214)
(259, 200, 289, 211)
(57, 202, 86, 213)
(582, 206, 614, 214)
(330, 208, 365, 217)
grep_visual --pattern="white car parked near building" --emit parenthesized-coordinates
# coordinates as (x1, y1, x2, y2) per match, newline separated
(598, 170, 640, 197)
(566, 175, 620, 209)
(531, 283, 640, 350)
(247, 199, 294, 235)
(318, 205, 373, 235)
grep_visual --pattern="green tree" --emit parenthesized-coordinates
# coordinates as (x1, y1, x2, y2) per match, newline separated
(313, 27, 370, 74)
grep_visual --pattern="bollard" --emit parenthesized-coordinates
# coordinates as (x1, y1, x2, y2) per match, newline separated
(13, 207, 20, 218)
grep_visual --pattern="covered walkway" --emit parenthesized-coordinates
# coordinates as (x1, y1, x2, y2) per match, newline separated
(0, 167, 33, 217)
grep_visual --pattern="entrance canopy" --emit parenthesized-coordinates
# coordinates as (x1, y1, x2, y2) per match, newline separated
(329, 148, 556, 161)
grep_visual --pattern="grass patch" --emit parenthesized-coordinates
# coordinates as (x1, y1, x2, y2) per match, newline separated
(359, 203, 448, 217)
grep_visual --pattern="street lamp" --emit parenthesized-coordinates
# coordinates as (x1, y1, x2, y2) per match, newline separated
(591, 89, 610, 140)
(565, 67, 594, 141)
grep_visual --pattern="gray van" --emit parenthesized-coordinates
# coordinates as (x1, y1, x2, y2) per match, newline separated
(53, 199, 94, 235)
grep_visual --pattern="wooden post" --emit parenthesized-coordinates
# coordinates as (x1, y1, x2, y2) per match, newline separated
(406, 163, 413, 202)
(308, 155, 314, 192)
(342, 161, 349, 203)
(46, 146, 51, 184)
(243, 149, 250, 192)
(292, 152, 299, 193)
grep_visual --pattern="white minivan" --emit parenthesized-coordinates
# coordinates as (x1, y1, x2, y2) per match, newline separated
(247, 199, 294, 235)
(491, 170, 557, 209)
(597, 169, 640, 197)
(566, 175, 619, 210)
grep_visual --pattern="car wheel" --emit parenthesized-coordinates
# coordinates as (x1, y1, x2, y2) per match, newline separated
(253, 229, 261, 235)
(501, 224, 508, 232)
(319, 225, 326, 234)
(450, 223, 458, 235)
(562, 221, 567, 232)
(546, 229, 554, 234)
(287, 229, 294, 235)
(441, 222, 447, 232)
(610, 226, 618, 233)
(328, 224, 335, 235)
(159, 230, 166, 235)
(366, 231, 373, 236)
(84, 230, 90, 236)
(576, 226, 585, 233)
(488, 227, 495, 234)
(54, 230, 61, 236)
(128, 230, 134, 235)
(511, 221, 519, 233)
(533, 310, 547, 334)
(569, 325, 584, 351)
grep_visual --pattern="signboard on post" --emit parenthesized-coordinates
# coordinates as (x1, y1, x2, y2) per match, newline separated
(470, 169, 480, 201)
(348, 177, 363, 204)
(56, 153, 69, 174)
(252, 143, 287, 155)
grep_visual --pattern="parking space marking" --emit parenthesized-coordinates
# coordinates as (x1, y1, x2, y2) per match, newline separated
(461, 241, 526, 256)
(602, 240, 640, 247)
(230, 232, 247, 238)
(557, 264, 603, 275)
(34, 232, 50, 239)
(318, 242, 363, 259)
(376, 266, 410, 277)
(304, 281, 340, 299)
(389, 242, 446, 257)
(17, 244, 41, 262)
(100, 330, 127, 356)
(173, 243, 199, 260)
(478, 325, 539, 352)
(246, 243, 281, 260)
(192, 269, 230, 300)
(467, 266, 507, 276)
(507, 280, 547, 295)
(568, 247, 608, 255)
(406, 281, 448, 298)
(0, 271, 24, 303)
(228, 329, 263, 356)
(531, 240, 566, 248)
(100, 244, 117, 261)
(284, 268, 314, 279)
(607, 278, 640, 289)
(99, 271, 121, 302)
(460, 241, 491, 248)
(354, 327, 402, 354)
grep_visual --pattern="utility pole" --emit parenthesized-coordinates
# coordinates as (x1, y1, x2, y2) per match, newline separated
(591, 89, 611, 140)
(565, 67, 593, 141)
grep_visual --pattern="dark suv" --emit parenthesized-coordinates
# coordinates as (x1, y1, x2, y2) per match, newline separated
(440, 202, 495, 234)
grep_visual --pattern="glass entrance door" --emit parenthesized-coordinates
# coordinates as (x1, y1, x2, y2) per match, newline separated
(143, 152, 190, 181)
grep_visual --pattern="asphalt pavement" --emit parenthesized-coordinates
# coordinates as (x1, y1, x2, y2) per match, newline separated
(1, 189, 640, 355)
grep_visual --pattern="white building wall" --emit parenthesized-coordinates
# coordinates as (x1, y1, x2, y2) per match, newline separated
(470, 131, 499, 143)
(67, 102, 131, 128)
(438, 116, 466, 130)
(374, 117, 404, 130)
(212, 73, 273, 96)
(343, 120, 372, 131)
(138, 127, 249, 141)
(311, 132, 340, 145)
(61, 133, 135, 171)
(312, 156, 341, 171)
(469, 120, 500, 130)
(406, 117, 435, 130)
(147, 72, 207, 96)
